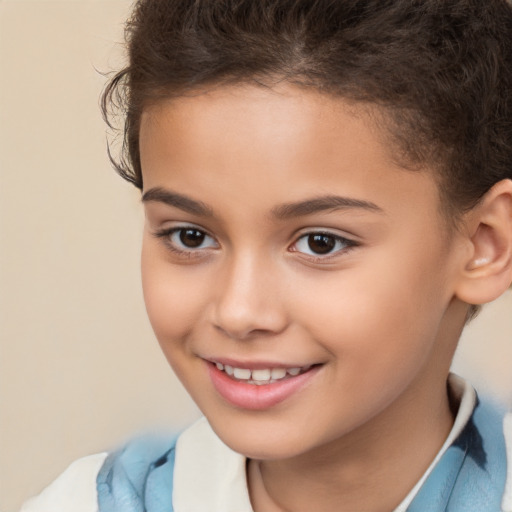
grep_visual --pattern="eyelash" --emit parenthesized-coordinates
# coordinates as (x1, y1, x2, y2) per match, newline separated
(153, 226, 218, 258)
(290, 231, 358, 262)
(152, 226, 358, 261)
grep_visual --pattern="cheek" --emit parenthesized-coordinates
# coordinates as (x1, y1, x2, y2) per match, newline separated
(291, 243, 449, 373)
(289, 276, 442, 429)
(141, 240, 208, 348)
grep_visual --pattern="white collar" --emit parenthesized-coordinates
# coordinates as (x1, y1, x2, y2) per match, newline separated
(173, 373, 476, 512)
(393, 373, 476, 511)
(173, 416, 253, 511)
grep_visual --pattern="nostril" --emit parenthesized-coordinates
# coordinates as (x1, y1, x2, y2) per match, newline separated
(212, 314, 287, 341)
(213, 322, 263, 341)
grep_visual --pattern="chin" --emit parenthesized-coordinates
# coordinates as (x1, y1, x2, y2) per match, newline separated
(223, 436, 303, 461)
(206, 416, 315, 461)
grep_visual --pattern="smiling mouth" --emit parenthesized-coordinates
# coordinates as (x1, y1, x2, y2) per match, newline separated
(212, 362, 314, 385)
(207, 360, 322, 409)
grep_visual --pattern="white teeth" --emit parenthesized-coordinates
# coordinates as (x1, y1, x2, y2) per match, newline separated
(271, 368, 287, 379)
(251, 369, 271, 381)
(233, 368, 251, 380)
(214, 362, 312, 383)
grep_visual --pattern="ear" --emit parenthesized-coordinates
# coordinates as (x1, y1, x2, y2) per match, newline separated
(455, 179, 512, 305)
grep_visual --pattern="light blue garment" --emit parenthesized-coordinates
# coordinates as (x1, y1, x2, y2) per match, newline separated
(97, 435, 177, 512)
(408, 398, 507, 511)
(97, 398, 507, 512)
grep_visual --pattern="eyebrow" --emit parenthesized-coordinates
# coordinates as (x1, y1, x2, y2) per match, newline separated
(142, 187, 383, 219)
(142, 187, 214, 217)
(271, 196, 383, 218)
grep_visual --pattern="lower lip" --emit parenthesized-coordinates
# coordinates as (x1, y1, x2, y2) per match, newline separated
(207, 363, 320, 410)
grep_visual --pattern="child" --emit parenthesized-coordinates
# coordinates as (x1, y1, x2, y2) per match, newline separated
(22, 1, 512, 511)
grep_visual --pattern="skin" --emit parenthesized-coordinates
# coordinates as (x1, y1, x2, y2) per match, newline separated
(139, 84, 474, 512)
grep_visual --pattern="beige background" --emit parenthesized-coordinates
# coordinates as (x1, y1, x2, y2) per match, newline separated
(0, 2, 510, 511)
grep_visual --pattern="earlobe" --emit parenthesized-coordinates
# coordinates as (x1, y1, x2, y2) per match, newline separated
(455, 179, 512, 305)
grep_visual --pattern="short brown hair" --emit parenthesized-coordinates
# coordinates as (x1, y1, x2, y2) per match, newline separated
(103, 0, 512, 219)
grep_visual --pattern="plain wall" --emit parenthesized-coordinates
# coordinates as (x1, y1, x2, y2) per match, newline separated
(0, 3, 202, 511)
(0, 2, 510, 511)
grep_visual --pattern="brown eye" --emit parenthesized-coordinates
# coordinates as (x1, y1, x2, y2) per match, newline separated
(307, 234, 336, 254)
(179, 229, 206, 248)
(154, 225, 218, 254)
(293, 231, 354, 258)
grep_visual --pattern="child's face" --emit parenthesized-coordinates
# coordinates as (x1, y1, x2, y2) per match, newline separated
(140, 85, 467, 460)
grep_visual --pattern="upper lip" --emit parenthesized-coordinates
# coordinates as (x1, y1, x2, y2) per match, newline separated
(204, 356, 317, 370)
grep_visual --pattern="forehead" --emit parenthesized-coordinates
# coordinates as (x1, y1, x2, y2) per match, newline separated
(140, 85, 387, 172)
(139, 84, 443, 225)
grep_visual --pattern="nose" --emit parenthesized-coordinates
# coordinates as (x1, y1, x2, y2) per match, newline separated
(211, 252, 288, 340)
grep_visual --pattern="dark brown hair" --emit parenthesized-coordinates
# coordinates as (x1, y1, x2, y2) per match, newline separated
(103, 0, 512, 218)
